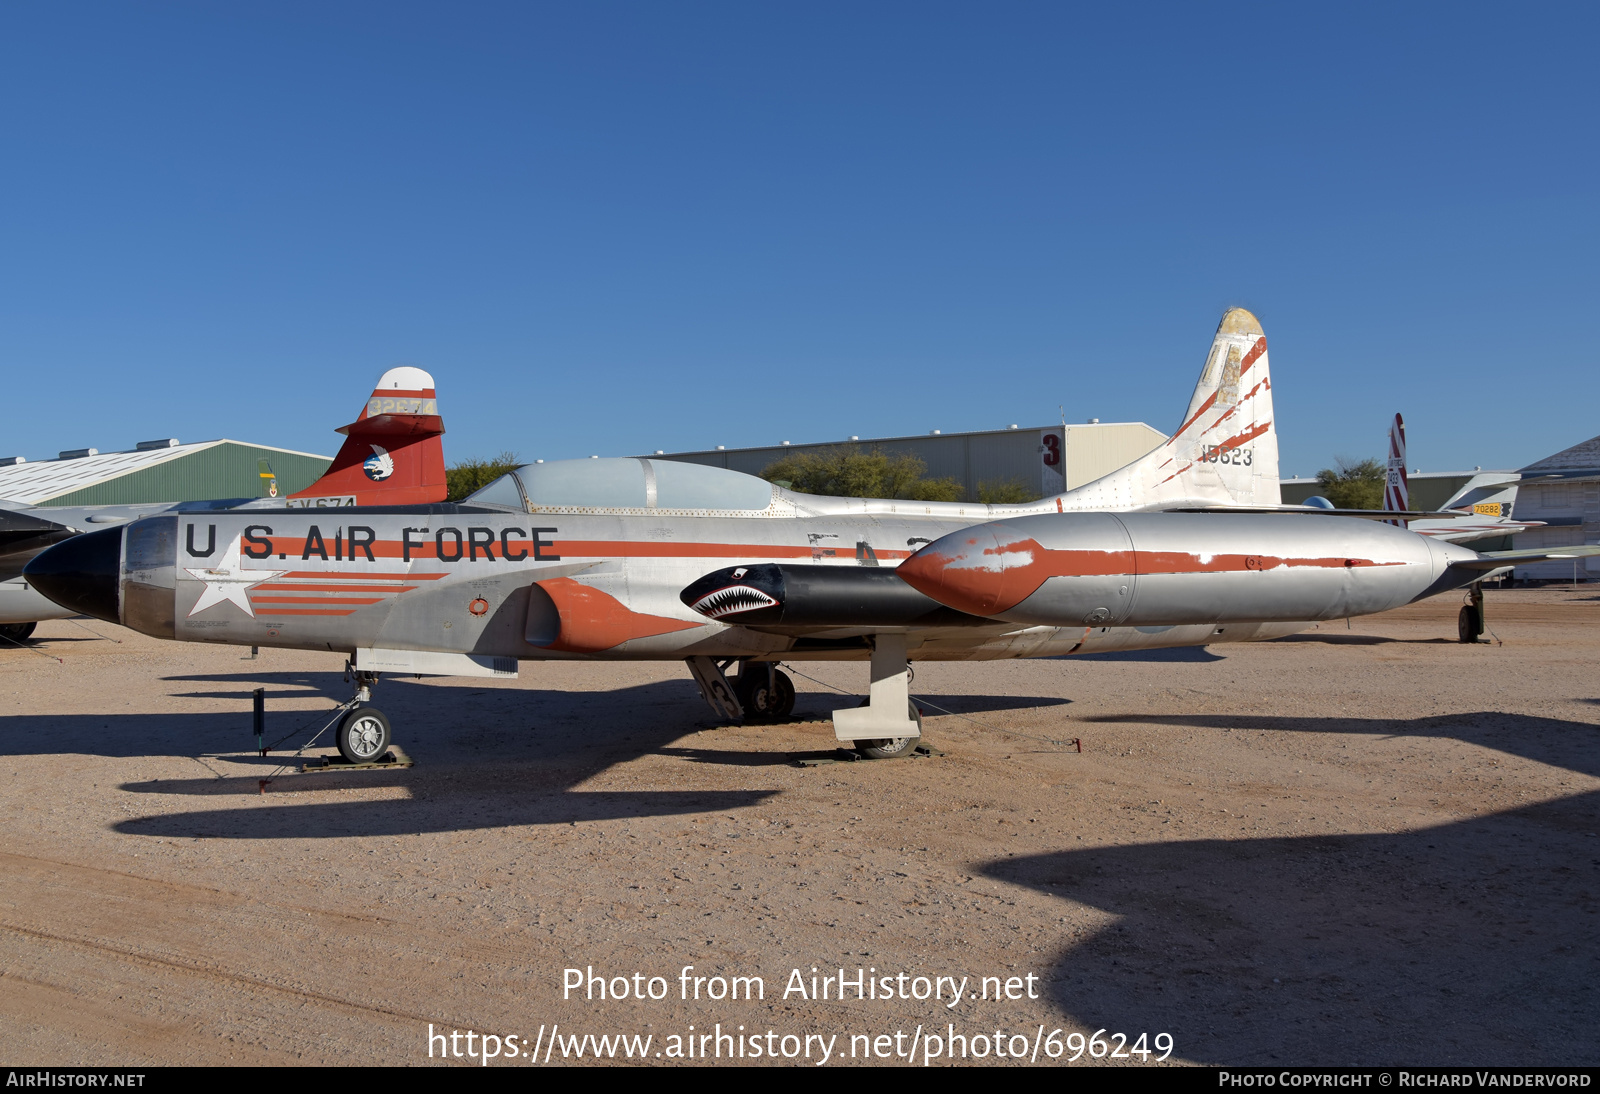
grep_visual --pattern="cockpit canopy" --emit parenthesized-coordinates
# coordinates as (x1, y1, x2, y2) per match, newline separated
(465, 457, 774, 513)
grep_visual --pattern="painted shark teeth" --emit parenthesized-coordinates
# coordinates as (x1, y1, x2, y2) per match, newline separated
(690, 584, 779, 619)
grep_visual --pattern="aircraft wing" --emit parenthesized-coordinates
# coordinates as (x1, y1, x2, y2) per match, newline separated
(1161, 504, 1465, 520)
(0, 507, 78, 581)
(1449, 545, 1600, 570)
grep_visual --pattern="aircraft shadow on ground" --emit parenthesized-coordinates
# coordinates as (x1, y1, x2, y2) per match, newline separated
(1272, 633, 1457, 646)
(1078, 711, 1600, 780)
(1066, 647, 1226, 662)
(909, 694, 1072, 714)
(4, 674, 787, 834)
(981, 790, 1600, 1066)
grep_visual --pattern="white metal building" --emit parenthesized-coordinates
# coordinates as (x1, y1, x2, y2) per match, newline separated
(653, 421, 1166, 501)
(1507, 434, 1600, 581)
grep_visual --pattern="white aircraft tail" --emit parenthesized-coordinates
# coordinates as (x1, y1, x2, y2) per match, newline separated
(1058, 307, 1280, 512)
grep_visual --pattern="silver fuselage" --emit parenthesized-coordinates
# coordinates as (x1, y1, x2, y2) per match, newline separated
(78, 505, 1477, 666)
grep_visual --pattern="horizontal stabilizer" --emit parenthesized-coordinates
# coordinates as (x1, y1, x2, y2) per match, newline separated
(1450, 545, 1600, 571)
(1164, 505, 1464, 520)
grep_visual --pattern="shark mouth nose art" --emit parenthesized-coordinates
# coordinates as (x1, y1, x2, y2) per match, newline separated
(690, 584, 780, 619)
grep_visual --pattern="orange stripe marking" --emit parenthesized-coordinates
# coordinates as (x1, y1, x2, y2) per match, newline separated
(256, 538, 919, 564)
(250, 596, 387, 605)
(253, 583, 417, 593)
(254, 608, 359, 616)
(280, 570, 446, 580)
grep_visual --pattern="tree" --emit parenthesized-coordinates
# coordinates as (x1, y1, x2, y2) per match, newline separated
(1315, 457, 1385, 510)
(975, 479, 1040, 505)
(760, 447, 963, 502)
(447, 451, 522, 501)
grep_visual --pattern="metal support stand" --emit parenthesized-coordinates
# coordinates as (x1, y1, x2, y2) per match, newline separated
(254, 687, 265, 756)
(831, 634, 921, 742)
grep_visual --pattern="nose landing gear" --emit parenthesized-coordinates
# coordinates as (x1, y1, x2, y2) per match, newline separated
(336, 666, 393, 764)
(1458, 581, 1486, 644)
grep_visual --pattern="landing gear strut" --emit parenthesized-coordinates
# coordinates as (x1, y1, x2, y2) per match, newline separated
(1458, 581, 1486, 644)
(832, 634, 923, 758)
(685, 657, 796, 724)
(336, 666, 392, 764)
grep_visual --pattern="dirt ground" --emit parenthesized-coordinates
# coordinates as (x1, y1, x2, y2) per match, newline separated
(1, 587, 1597, 1067)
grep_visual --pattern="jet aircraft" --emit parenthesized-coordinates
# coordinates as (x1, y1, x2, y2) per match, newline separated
(0, 367, 447, 641)
(1366, 412, 1541, 546)
(26, 311, 1591, 765)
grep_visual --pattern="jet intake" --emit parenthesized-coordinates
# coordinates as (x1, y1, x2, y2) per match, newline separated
(526, 577, 702, 653)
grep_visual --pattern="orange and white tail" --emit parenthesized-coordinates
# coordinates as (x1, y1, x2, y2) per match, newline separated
(1057, 307, 1280, 511)
(1384, 413, 1409, 525)
(286, 367, 447, 507)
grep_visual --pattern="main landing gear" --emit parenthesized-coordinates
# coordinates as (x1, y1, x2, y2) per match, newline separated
(830, 634, 923, 759)
(336, 667, 393, 764)
(0, 622, 37, 644)
(685, 657, 796, 724)
(685, 638, 924, 758)
(1458, 581, 1486, 644)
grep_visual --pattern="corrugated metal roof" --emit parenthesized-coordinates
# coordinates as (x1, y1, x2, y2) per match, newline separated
(0, 439, 329, 506)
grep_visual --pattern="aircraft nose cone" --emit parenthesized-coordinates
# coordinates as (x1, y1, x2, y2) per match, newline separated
(896, 525, 1019, 617)
(23, 526, 123, 624)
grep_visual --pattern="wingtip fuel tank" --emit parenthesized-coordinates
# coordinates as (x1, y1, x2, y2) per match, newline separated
(897, 512, 1483, 628)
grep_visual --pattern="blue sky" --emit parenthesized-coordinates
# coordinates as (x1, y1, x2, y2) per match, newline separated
(2, 3, 1595, 476)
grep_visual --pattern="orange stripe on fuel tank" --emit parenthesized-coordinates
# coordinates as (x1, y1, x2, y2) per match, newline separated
(899, 528, 1406, 617)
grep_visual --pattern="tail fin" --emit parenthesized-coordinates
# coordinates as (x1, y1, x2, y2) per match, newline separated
(1059, 307, 1280, 511)
(286, 366, 447, 507)
(257, 458, 279, 499)
(1384, 413, 1409, 526)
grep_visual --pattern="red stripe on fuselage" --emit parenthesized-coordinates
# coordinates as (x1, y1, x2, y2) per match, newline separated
(249, 596, 387, 605)
(248, 536, 913, 564)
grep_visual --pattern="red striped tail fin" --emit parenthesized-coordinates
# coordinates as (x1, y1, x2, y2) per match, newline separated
(287, 367, 447, 507)
(1384, 413, 1409, 526)
(1057, 307, 1280, 510)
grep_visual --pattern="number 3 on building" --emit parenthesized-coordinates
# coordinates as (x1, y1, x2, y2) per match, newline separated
(1042, 434, 1061, 467)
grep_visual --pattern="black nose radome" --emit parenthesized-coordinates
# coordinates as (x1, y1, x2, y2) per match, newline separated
(23, 526, 123, 623)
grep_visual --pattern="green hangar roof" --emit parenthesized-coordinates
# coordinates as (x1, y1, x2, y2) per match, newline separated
(0, 440, 332, 507)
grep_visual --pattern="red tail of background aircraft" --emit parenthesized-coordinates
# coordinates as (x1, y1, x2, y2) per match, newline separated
(286, 366, 447, 507)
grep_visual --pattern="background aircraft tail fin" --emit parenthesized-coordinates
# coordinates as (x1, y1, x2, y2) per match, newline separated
(287, 366, 447, 506)
(257, 458, 279, 499)
(1059, 307, 1280, 511)
(1384, 413, 1409, 526)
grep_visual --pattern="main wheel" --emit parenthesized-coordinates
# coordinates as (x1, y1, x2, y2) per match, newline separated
(738, 667, 796, 723)
(769, 670, 795, 720)
(855, 704, 923, 759)
(0, 622, 37, 644)
(336, 707, 392, 764)
(1458, 605, 1482, 643)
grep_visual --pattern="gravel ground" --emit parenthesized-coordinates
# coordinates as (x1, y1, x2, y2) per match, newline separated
(1, 586, 1596, 1067)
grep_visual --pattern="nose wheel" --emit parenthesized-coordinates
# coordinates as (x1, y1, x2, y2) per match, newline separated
(334, 665, 393, 764)
(336, 707, 392, 764)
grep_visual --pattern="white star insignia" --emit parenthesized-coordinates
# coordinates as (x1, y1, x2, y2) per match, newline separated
(184, 534, 285, 618)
